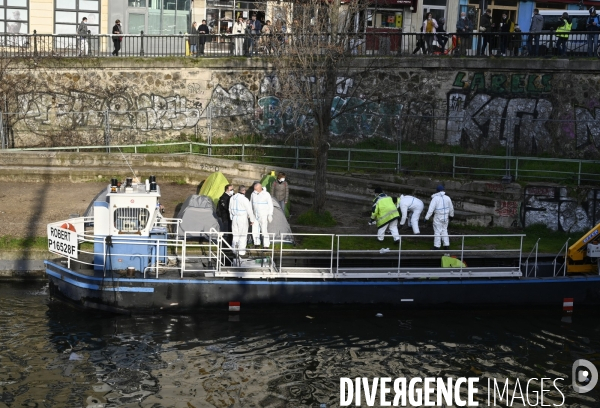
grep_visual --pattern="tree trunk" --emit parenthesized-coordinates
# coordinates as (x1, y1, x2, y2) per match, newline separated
(313, 137, 329, 214)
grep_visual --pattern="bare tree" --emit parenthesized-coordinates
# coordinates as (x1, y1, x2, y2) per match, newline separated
(267, 0, 399, 214)
(0, 56, 41, 147)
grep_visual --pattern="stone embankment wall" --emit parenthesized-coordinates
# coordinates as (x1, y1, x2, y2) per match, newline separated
(5, 58, 600, 160)
(0, 151, 598, 232)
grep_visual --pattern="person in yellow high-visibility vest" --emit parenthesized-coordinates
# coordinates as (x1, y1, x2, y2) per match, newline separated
(556, 12, 572, 57)
(369, 187, 401, 242)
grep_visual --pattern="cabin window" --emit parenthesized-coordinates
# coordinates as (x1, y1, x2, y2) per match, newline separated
(114, 207, 150, 233)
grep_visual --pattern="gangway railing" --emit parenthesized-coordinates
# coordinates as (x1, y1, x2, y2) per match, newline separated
(180, 230, 220, 278)
(213, 233, 334, 278)
(552, 238, 570, 277)
(48, 219, 531, 280)
(276, 233, 334, 277)
(522, 238, 540, 277)
(213, 232, 277, 277)
(335, 233, 524, 279)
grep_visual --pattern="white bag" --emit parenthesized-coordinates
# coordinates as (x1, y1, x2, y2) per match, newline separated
(479, 26, 486, 32)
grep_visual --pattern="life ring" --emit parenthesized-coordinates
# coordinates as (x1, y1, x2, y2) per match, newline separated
(60, 223, 77, 233)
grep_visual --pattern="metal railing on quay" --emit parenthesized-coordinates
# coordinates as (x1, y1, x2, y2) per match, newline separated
(1, 31, 599, 58)
(14, 140, 600, 185)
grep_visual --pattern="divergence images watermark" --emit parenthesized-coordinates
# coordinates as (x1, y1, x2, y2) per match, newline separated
(340, 359, 597, 407)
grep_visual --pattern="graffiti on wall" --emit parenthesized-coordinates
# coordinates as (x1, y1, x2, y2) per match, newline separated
(574, 106, 600, 150)
(521, 186, 600, 233)
(209, 84, 255, 118)
(447, 72, 554, 154)
(208, 75, 403, 137)
(445, 71, 600, 155)
(16, 91, 201, 132)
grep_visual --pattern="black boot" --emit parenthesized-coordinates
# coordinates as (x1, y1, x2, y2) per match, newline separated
(443, 246, 450, 251)
(432, 246, 441, 250)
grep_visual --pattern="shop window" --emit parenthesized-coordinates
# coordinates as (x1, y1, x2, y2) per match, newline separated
(55, 0, 99, 34)
(0, 0, 28, 34)
(146, 0, 190, 34)
(207, 1, 265, 36)
(367, 9, 403, 29)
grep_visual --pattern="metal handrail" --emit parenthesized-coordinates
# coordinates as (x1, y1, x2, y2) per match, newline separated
(12, 141, 600, 185)
(45, 216, 553, 280)
(552, 238, 570, 277)
(0, 31, 596, 59)
(522, 238, 540, 277)
(336, 233, 525, 276)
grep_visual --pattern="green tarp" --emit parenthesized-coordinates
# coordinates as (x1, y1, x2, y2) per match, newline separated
(441, 256, 466, 268)
(260, 173, 290, 217)
(199, 171, 230, 207)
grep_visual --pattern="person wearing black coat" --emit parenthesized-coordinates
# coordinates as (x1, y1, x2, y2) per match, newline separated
(217, 184, 234, 245)
(198, 20, 210, 55)
(479, 9, 492, 56)
(189, 22, 198, 55)
(112, 19, 123, 56)
(499, 13, 513, 56)
(437, 18, 449, 52)
(412, 26, 427, 54)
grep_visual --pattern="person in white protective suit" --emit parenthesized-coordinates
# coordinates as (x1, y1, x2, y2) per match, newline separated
(250, 183, 274, 248)
(229, 185, 255, 257)
(424, 185, 454, 250)
(397, 194, 424, 234)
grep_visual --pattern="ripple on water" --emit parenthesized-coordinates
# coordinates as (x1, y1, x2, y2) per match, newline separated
(0, 284, 599, 407)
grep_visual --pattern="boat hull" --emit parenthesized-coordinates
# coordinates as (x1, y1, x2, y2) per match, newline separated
(45, 260, 600, 314)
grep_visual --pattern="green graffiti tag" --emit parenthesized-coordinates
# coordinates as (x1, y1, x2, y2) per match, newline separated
(452, 72, 552, 94)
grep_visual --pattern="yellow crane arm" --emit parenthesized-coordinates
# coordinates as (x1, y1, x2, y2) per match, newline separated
(567, 222, 600, 273)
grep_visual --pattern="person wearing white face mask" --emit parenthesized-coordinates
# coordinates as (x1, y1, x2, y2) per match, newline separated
(251, 183, 274, 248)
(271, 171, 289, 217)
(217, 184, 235, 245)
(229, 186, 255, 257)
(456, 12, 472, 56)
(424, 185, 454, 251)
(397, 194, 424, 234)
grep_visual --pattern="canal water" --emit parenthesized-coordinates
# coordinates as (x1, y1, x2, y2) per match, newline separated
(1, 282, 599, 408)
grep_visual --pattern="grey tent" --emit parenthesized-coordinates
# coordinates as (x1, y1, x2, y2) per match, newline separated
(268, 199, 294, 244)
(176, 195, 222, 240)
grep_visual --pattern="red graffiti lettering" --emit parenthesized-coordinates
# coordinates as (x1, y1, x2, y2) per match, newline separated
(495, 201, 518, 217)
(485, 183, 504, 192)
(527, 187, 554, 197)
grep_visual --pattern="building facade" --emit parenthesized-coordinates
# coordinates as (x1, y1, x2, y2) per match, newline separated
(6, 0, 599, 37)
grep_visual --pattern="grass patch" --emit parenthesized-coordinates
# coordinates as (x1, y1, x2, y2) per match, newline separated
(293, 224, 579, 254)
(0, 236, 48, 251)
(296, 210, 337, 228)
(522, 224, 579, 254)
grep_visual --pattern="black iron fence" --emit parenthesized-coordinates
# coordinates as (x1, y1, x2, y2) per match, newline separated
(0, 30, 598, 58)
